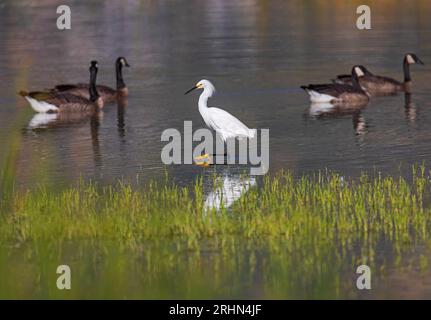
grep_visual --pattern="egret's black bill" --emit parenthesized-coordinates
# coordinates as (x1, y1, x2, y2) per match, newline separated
(184, 86, 197, 95)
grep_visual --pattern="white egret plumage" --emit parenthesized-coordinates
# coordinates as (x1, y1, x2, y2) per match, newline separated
(185, 79, 256, 142)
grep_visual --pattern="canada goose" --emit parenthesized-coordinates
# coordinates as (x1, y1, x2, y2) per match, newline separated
(333, 53, 424, 94)
(51, 57, 130, 103)
(19, 61, 103, 113)
(301, 66, 369, 104)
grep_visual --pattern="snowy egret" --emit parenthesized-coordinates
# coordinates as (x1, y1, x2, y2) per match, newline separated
(184, 79, 256, 141)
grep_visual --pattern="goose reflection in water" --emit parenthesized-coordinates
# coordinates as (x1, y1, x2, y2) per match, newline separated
(27, 111, 103, 130)
(26, 111, 103, 167)
(117, 97, 128, 142)
(204, 171, 256, 211)
(404, 93, 417, 124)
(307, 102, 368, 137)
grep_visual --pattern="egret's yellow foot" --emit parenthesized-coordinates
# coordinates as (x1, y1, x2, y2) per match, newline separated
(194, 153, 212, 167)
(195, 161, 210, 167)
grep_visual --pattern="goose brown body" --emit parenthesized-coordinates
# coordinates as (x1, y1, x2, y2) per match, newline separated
(19, 91, 102, 113)
(301, 66, 369, 104)
(333, 53, 424, 95)
(19, 61, 103, 113)
(51, 57, 130, 103)
(334, 70, 404, 95)
(52, 84, 119, 103)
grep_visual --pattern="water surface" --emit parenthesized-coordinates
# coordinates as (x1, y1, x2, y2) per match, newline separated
(1, 0, 431, 187)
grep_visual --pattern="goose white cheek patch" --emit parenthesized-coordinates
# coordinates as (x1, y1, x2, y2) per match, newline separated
(406, 54, 415, 64)
(355, 67, 365, 77)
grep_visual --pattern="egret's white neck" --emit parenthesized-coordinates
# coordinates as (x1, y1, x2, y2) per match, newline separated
(198, 87, 214, 112)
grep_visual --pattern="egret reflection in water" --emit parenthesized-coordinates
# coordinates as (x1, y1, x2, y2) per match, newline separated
(204, 170, 256, 211)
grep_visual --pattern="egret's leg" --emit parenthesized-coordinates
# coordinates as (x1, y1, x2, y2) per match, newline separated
(195, 136, 229, 166)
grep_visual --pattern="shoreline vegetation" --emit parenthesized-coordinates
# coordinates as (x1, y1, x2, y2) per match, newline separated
(1, 166, 431, 298)
(1, 166, 431, 247)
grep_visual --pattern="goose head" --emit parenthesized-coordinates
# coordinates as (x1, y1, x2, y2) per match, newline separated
(117, 56, 130, 68)
(405, 53, 424, 65)
(352, 65, 367, 78)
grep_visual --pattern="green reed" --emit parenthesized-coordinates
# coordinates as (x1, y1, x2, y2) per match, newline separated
(1, 166, 431, 298)
(1, 167, 431, 249)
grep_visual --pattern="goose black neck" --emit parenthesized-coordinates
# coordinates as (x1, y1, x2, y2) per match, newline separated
(351, 73, 362, 91)
(116, 62, 126, 90)
(89, 68, 99, 102)
(403, 58, 411, 82)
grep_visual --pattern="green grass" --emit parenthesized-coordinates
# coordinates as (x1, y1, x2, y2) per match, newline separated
(1, 167, 430, 247)
(1, 166, 431, 298)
